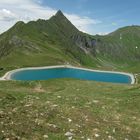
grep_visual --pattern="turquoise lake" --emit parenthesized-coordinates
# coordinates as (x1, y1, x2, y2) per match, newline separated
(10, 68, 132, 84)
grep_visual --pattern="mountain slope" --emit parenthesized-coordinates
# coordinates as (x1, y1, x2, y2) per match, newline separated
(0, 10, 99, 71)
(0, 10, 140, 74)
(97, 26, 140, 61)
(94, 26, 140, 72)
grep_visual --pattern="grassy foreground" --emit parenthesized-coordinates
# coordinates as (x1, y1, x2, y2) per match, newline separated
(0, 79, 140, 140)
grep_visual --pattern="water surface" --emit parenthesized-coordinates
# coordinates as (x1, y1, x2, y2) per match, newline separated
(10, 68, 132, 84)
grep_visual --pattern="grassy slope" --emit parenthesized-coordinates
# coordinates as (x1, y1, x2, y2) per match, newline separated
(0, 79, 140, 139)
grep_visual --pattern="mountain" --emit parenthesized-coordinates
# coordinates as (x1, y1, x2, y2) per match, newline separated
(0, 10, 140, 74)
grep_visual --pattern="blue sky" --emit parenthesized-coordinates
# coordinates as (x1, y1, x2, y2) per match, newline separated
(0, 0, 140, 35)
(40, 0, 140, 34)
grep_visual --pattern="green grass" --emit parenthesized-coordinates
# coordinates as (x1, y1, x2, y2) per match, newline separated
(0, 79, 140, 139)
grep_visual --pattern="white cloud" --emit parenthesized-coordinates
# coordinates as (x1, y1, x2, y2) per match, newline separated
(0, 9, 17, 21)
(67, 15, 101, 25)
(66, 14, 101, 32)
(0, 0, 101, 34)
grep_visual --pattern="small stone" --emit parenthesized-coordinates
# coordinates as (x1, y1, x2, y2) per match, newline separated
(113, 128, 116, 133)
(70, 129, 74, 132)
(68, 118, 72, 122)
(57, 96, 61, 98)
(24, 104, 32, 107)
(46, 101, 51, 104)
(52, 104, 58, 107)
(12, 108, 17, 112)
(85, 118, 89, 121)
(40, 113, 44, 116)
(68, 136, 73, 140)
(95, 133, 100, 137)
(93, 100, 99, 103)
(47, 123, 57, 128)
(75, 124, 81, 128)
(65, 132, 74, 137)
(108, 135, 113, 139)
(132, 116, 136, 120)
(16, 136, 20, 139)
(43, 135, 48, 139)
(106, 131, 109, 134)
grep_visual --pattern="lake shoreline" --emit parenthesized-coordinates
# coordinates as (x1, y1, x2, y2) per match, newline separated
(0, 65, 135, 84)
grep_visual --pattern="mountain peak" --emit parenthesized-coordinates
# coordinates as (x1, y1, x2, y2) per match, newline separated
(55, 10, 64, 17)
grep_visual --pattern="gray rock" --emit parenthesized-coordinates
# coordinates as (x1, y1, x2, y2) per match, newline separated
(65, 132, 74, 137)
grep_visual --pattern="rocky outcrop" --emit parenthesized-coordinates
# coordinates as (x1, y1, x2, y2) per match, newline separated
(71, 34, 97, 56)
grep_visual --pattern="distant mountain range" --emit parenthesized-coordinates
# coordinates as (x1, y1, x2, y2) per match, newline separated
(0, 10, 140, 73)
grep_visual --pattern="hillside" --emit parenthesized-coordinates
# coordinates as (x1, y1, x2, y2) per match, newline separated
(1, 79, 140, 140)
(0, 10, 140, 75)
